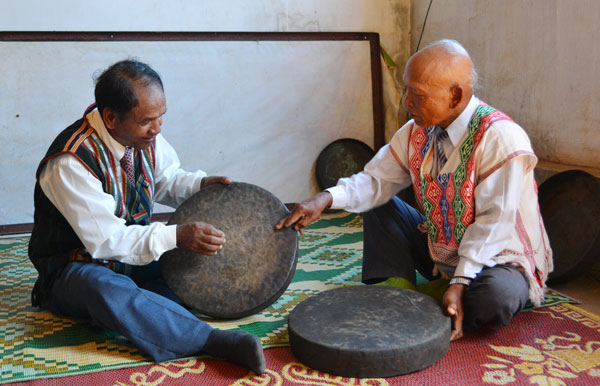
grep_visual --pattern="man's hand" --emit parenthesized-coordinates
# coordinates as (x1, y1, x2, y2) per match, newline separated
(201, 176, 232, 189)
(442, 283, 467, 341)
(275, 191, 333, 233)
(176, 222, 226, 256)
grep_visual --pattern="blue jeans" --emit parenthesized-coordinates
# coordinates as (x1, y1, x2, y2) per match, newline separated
(362, 197, 530, 329)
(43, 261, 213, 362)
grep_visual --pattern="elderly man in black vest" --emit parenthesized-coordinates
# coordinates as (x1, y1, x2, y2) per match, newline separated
(28, 59, 265, 374)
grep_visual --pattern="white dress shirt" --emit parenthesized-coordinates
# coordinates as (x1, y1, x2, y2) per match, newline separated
(39, 109, 207, 265)
(327, 96, 531, 279)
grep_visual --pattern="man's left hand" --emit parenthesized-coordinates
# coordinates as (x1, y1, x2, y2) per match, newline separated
(201, 176, 232, 189)
(442, 283, 467, 341)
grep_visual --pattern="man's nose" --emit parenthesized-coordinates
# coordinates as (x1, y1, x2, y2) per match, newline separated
(402, 89, 414, 108)
(150, 118, 162, 135)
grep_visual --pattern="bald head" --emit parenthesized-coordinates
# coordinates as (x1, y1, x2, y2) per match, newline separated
(402, 39, 476, 128)
(408, 39, 476, 92)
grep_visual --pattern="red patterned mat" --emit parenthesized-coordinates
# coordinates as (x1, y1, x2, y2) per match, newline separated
(6, 302, 600, 386)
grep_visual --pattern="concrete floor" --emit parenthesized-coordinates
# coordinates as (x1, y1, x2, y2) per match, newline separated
(550, 272, 600, 314)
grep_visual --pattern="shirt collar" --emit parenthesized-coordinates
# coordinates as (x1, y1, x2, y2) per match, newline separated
(86, 109, 128, 160)
(444, 95, 479, 146)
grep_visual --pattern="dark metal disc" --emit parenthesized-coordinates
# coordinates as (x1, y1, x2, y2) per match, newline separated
(288, 286, 451, 378)
(160, 182, 298, 319)
(539, 169, 600, 284)
(316, 138, 375, 190)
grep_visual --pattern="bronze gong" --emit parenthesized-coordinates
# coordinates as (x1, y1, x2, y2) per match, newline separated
(160, 182, 298, 319)
(288, 286, 451, 378)
(316, 138, 375, 190)
(539, 169, 600, 284)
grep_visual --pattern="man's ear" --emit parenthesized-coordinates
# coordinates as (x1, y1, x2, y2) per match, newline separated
(449, 84, 463, 109)
(102, 108, 119, 131)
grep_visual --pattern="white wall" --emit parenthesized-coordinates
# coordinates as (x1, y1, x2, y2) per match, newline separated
(0, 0, 409, 63)
(410, 0, 599, 173)
(0, 1, 411, 225)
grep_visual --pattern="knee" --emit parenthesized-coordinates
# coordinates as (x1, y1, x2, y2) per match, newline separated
(363, 199, 397, 225)
(363, 197, 424, 232)
(462, 266, 529, 329)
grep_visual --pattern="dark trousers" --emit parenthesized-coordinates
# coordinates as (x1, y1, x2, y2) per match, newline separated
(43, 261, 213, 362)
(362, 197, 530, 329)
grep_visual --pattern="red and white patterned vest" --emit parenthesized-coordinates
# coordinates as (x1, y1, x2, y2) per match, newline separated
(409, 104, 513, 267)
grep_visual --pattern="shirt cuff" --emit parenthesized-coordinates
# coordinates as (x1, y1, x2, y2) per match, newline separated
(325, 185, 347, 209)
(156, 224, 179, 260)
(454, 256, 485, 279)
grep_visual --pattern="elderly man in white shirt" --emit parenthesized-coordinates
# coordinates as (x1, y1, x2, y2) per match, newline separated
(277, 39, 553, 341)
(29, 59, 265, 374)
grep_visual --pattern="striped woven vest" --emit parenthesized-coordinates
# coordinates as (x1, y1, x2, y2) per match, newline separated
(42, 113, 157, 225)
(29, 107, 156, 305)
(408, 104, 512, 267)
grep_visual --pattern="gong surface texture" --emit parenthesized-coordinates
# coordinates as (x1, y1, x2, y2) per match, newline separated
(288, 286, 451, 378)
(316, 138, 375, 190)
(160, 182, 298, 319)
(539, 169, 600, 284)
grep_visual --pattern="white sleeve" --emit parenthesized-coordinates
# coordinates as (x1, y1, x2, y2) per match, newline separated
(39, 154, 177, 265)
(153, 134, 207, 208)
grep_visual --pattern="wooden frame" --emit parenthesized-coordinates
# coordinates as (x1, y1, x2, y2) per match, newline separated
(0, 31, 384, 234)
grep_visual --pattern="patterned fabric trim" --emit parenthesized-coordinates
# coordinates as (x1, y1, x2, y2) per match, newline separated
(480, 150, 535, 180)
(62, 119, 156, 226)
(389, 144, 410, 174)
(514, 210, 537, 272)
(63, 123, 94, 153)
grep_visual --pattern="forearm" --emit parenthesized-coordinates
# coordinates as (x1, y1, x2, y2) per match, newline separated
(328, 146, 412, 212)
(91, 223, 177, 264)
(154, 168, 206, 208)
(153, 134, 206, 207)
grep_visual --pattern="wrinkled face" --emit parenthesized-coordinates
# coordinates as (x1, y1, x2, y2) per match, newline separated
(104, 82, 166, 149)
(402, 60, 454, 128)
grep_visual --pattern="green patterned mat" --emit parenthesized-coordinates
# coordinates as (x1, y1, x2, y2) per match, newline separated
(0, 212, 574, 383)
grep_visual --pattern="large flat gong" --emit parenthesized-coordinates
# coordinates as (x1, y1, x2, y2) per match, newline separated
(288, 286, 450, 378)
(160, 182, 298, 319)
(539, 169, 600, 284)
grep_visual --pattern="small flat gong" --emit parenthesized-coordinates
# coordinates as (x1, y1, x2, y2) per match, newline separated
(539, 169, 600, 284)
(316, 138, 375, 190)
(288, 286, 450, 378)
(160, 182, 298, 319)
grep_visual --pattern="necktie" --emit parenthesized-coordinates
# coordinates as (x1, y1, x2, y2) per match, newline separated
(435, 126, 449, 170)
(120, 147, 135, 184)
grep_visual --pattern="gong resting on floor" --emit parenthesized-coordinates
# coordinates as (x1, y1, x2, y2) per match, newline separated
(288, 286, 451, 378)
(160, 182, 298, 319)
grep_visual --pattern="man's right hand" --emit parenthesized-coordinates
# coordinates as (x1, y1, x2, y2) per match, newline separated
(176, 222, 226, 256)
(275, 191, 333, 233)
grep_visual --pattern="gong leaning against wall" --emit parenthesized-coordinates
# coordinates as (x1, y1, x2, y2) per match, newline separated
(316, 138, 375, 190)
(538, 169, 600, 284)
